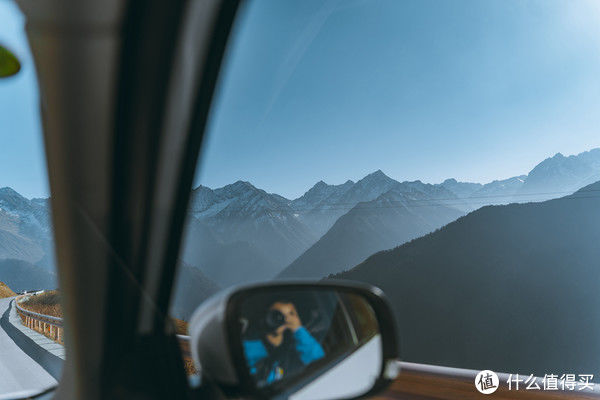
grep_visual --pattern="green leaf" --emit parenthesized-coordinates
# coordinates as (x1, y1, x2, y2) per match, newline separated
(0, 45, 21, 78)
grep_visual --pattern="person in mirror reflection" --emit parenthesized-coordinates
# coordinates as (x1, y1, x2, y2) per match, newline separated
(243, 300, 325, 386)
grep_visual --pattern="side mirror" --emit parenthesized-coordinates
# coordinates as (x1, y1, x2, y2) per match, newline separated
(189, 281, 400, 399)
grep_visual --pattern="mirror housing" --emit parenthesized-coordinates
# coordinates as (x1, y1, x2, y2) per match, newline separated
(189, 281, 400, 399)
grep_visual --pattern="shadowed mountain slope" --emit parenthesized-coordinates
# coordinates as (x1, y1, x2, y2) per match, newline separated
(333, 181, 600, 378)
(183, 181, 315, 286)
(170, 262, 221, 320)
(279, 185, 464, 279)
(0, 258, 57, 292)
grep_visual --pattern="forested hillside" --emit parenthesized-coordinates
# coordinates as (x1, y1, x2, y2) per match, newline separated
(334, 181, 600, 378)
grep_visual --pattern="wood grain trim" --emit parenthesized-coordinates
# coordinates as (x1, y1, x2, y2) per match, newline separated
(372, 362, 600, 400)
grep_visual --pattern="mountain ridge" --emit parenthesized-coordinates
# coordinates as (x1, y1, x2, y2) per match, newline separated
(190, 147, 599, 285)
(331, 180, 600, 377)
(278, 183, 465, 279)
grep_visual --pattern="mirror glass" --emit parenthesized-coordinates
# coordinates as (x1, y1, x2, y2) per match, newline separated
(234, 288, 382, 399)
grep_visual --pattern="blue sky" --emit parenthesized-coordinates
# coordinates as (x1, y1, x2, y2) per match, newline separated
(0, 0, 46, 199)
(1, 1, 600, 199)
(197, 0, 600, 198)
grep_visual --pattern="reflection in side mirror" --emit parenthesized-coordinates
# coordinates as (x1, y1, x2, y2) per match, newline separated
(189, 281, 399, 400)
(236, 289, 381, 398)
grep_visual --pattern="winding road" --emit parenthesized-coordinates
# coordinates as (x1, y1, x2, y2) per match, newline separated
(0, 297, 57, 399)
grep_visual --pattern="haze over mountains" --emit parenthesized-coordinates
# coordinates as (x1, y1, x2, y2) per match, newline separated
(180, 148, 600, 286)
(170, 262, 220, 320)
(463, 148, 600, 206)
(181, 181, 316, 286)
(0, 258, 56, 293)
(0, 188, 52, 264)
(1, 147, 599, 318)
(278, 175, 465, 279)
(0, 188, 56, 292)
(333, 181, 600, 378)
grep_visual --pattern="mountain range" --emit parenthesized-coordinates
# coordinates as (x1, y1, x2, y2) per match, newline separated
(1, 147, 599, 315)
(333, 181, 600, 378)
(0, 258, 56, 293)
(0, 188, 57, 291)
(0, 188, 53, 266)
(278, 176, 465, 279)
(181, 181, 316, 285)
(183, 148, 600, 285)
(181, 170, 468, 286)
(462, 148, 600, 206)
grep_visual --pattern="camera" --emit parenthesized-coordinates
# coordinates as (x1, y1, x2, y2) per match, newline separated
(264, 309, 286, 332)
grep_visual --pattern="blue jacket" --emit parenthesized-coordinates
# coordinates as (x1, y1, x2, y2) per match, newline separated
(243, 327, 325, 383)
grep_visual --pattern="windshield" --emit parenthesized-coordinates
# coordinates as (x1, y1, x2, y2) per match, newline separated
(172, 0, 600, 388)
(0, 1, 63, 398)
(4, 0, 600, 397)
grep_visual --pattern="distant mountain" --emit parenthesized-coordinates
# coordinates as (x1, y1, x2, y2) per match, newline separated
(185, 172, 470, 286)
(517, 148, 600, 201)
(0, 258, 57, 292)
(181, 219, 277, 286)
(170, 262, 220, 320)
(458, 148, 600, 206)
(466, 175, 527, 206)
(439, 178, 482, 199)
(292, 171, 403, 238)
(0, 187, 51, 241)
(188, 184, 223, 213)
(181, 148, 600, 287)
(333, 181, 600, 377)
(279, 181, 464, 279)
(290, 180, 354, 212)
(0, 226, 44, 262)
(336, 170, 398, 203)
(398, 180, 471, 212)
(182, 181, 316, 286)
(290, 180, 354, 236)
(0, 188, 55, 273)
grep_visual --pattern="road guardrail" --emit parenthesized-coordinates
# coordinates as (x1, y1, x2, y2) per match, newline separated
(14, 295, 64, 343)
(15, 294, 193, 355)
(177, 334, 191, 358)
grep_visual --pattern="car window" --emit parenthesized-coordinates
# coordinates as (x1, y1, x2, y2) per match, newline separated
(172, 0, 600, 386)
(0, 1, 64, 397)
